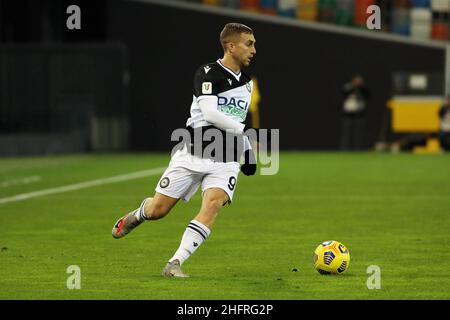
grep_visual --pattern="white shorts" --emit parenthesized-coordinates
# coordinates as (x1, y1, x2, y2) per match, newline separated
(155, 146, 240, 204)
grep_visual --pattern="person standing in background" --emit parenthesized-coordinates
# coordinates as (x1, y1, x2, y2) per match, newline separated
(340, 75, 371, 151)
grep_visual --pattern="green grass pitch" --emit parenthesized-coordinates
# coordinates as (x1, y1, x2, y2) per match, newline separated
(0, 152, 449, 299)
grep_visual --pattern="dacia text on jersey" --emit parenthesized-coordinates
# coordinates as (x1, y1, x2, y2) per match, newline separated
(218, 96, 248, 121)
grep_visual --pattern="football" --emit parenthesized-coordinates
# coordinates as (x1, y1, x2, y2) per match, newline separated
(313, 240, 350, 275)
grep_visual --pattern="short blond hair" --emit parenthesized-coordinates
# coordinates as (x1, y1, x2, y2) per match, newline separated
(220, 23, 253, 52)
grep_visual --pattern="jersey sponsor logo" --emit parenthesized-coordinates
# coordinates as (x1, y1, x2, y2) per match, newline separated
(227, 78, 232, 86)
(202, 82, 212, 94)
(219, 105, 246, 120)
(203, 66, 211, 74)
(218, 96, 249, 111)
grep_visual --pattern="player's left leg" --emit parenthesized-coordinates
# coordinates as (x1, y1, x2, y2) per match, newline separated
(112, 150, 203, 239)
(162, 188, 229, 278)
(112, 192, 179, 239)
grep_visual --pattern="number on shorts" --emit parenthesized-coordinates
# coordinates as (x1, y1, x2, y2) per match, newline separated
(227, 176, 236, 191)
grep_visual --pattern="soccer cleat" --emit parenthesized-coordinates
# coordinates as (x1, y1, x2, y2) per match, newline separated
(162, 260, 189, 278)
(111, 212, 144, 239)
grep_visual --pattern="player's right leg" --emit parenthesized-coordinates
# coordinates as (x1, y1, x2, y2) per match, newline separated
(112, 149, 202, 239)
(112, 192, 178, 239)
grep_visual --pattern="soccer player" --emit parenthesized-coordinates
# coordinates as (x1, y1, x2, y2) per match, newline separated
(111, 23, 257, 278)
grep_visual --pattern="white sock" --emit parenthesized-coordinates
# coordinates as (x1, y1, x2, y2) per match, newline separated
(169, 220, 211, 265)
(133, 198, 152, 221)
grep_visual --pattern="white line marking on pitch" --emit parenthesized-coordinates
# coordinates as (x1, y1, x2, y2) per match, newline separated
(0, 176, 42, 188)
(0, 167, 166, 205)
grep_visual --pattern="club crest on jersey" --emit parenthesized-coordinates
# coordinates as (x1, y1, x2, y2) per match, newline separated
(160, 177, 170, 188)
(202, 82, 212, 94)
(245, 82, 251, 92)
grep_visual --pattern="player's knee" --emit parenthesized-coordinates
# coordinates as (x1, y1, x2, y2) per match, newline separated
(203, 189, 228, 211)
(203, 197, 225, 214)
(145, 201, 170, 220)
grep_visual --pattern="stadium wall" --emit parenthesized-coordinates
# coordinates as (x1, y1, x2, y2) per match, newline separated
(0, 43, 129, 156)
(106, 0, 446, 151)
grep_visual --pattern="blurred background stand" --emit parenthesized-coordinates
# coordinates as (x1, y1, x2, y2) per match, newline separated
(0, 43, 129, 156)
(386, 71, 445, 154)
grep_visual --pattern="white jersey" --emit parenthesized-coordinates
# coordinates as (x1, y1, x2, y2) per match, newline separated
(186, 59, 253, 129)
